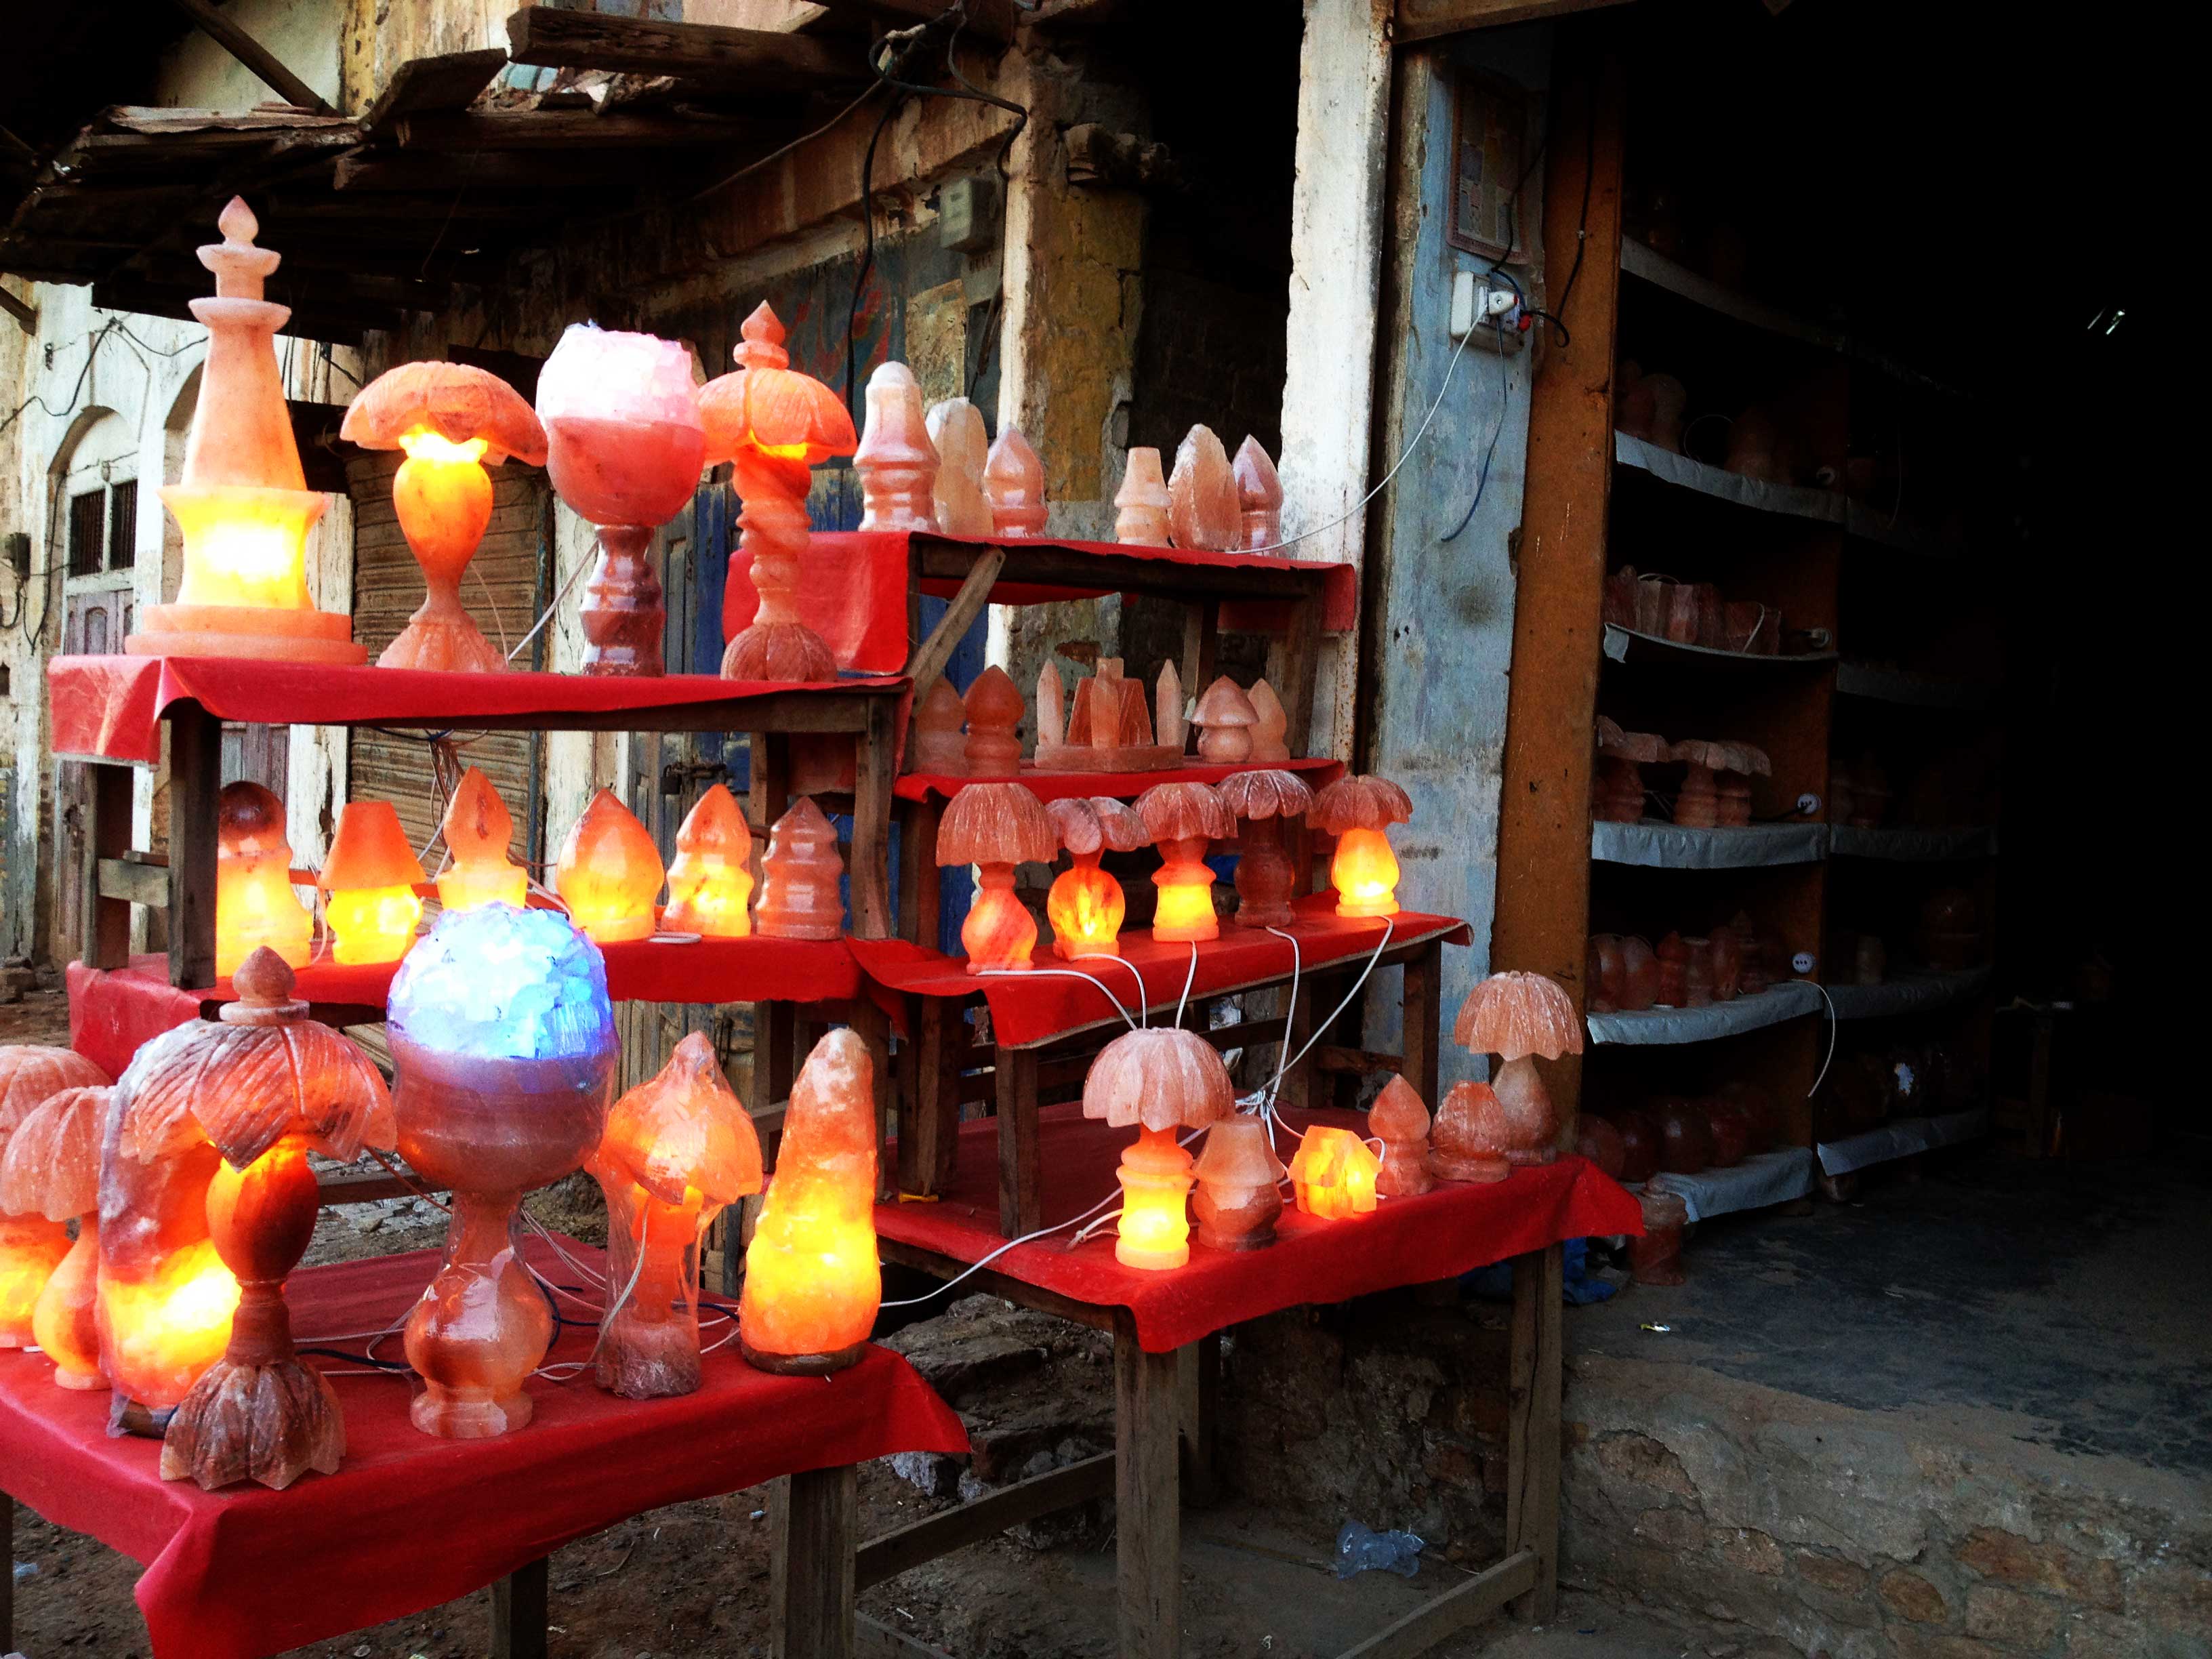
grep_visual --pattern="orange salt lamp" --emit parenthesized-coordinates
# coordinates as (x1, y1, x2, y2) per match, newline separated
(739, 1028, 880, 1374)
(962, 664, 1025, 777)
(1192, 676, 1258, 762)
(1368, 1073, 1435, 1197)
(1136, 781, 1235, 944)
(754, 797, 846, 940)
(937, 783, 1056, 972)
(1190, 1115, 1286, 1251)
(1311, 774, 1415, 918)
(1288, 1125, 1381, 1220)
(1218, 769, 1314, 930)
(1082, 1027, 1236, 1270)
(983, 427, 1048, 535)
(0, 1083, 110, 1387)
(437, 766, 528, 912)
(316, 800, 426, 966)
(854, 361, 939, 531)
(1168, 425, 1240, 551)
(925, 397, 994, 537)
(663, 784, 754, 939)
(910, 677, 970, 775)
(216, 781, 312, 977)
(556, 788, 665, 944)
(1114, 447, 1172, 544)
(341, 361, 547, 672)
(0, 1046, 107, 1351)
(1044, 796, 1150, 959)
(1455, 970, 1584, 1166)
(588, 1032, 762, 1397)
(1232, 435, 1284, 550)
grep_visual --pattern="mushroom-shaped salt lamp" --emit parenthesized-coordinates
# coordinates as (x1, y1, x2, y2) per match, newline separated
(1232, 436, 1284, 550)
(1310, 774, 1414, 918)
(1218, 768, 1313, 929)
(983, 427, 1048, 535)
(1454, 970, 1583, 1166)
(0, 1084, 110, 1387)
(738, 1028, 880, 1374)
(538, 323, 706, 677)
(389, 905, 617, 1437)
(1247, 678, 1290, 763)
(1429, 1080, 1511, 1183)
(938, 782, 1056, 972)
(1113, 447, 1172, 544)
(1044, 796, 1149, 959)
(155, 951, 395, 1488)
(340, 360, 547, 672)
(662, 783, 754, 939)
(1193, 676, 1258, 763)
(1136, 781, 1236, 943)
(1191, 1116, 1285, 1250)
(853, 361, 939, 531)
(216, 781, 312, 977)
(1670, 739, 1769, 829)
(0, 1047, 107, 1349)
(754, 797, 846, 940)
(962, 663, 1025, 777)
(316, 800, 426, 965)
(1593, 718, 1666, 824)
(1168, 425, 1240, 550)
(1287, 1125, 1381, 1220)
(555, 788, 665, 945)
(1368, 1073, 1435, 1197)
(926, 397, 994, 537)
(1082, 1026, 1237, 1269)
(909, 677, 969, 775)
(437, 766, 529, 913)
(588, 1032, 762, 1397)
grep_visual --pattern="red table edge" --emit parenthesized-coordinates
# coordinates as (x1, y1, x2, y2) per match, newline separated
(892, 754, 1346, 804)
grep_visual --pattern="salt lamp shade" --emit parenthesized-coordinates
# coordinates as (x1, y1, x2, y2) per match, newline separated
(754, 797, 846, 941)
(1311, 774, 1414, 918)
(1044, 796, 1149, 959)
(556, 788, 665, 944)
(537, 324, 706, 527)
(438, 766, 529, 912)
(1368, 1074, 1435, 1197)
(1287, 1125, 1380, 1220)
(1083, 1027, 1235, 1267)
(342, 359, 547, 466)
(1190, 1116, 1286, 1251)
(0, 1047, 107, 1355)
(216, 781, 312, 977)
(938, 782, 1056, 972)
(1191, 676, 1258, 763)
(0, 1084, 109, 1387)
(0, 1044, 108, 1129)
(1136, 781, 1234, 944)
(317, 800, 426, 966)
(698, 303, 857, 468)
(662, 783, 755, 938)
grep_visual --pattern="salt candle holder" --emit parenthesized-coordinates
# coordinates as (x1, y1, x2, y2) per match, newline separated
(216, 781, 312, 977)
(1044, 796, 1149, 959)
(1136, 781, 1236, 944)
(1082, 1027, 1237, 1271)
(938, 782, 1056, 972)
(1368, 1074, 1435, 1197)
(0, 1047, 106, 1350)
(926, 398, 994, 537)
(754, 798, 846, 940)
(1288, 1126, 1380, 1220)
(1217, 769, 1313, 930)
(555, 788, 665, 945)
(661, 783, 754, 939)
(983, 428, 1048, 535)
(1113, 447, 1172, 544)
(436, 766, 529, 913)
(1310, 774, 1414, 918)
(853, 361, 939, 531)
(1190, 1116, 1285, 1250)
(316, 800, 426, 965)
(0, 1083, 110, 1387)
(1454, 970, 1584, 1166)
(1232, 436, 1284, 550)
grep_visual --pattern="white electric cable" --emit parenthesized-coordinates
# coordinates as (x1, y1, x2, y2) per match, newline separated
(1807, 981, 1839, 1097)
(1174, 941, 1200, 1025)
(1069, 951, 1149, 1027)
(977, 965, 1138, 1031)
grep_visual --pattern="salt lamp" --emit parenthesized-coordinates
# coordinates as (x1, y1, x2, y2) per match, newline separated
(1612, 1108, 1662, 1183)
(0, 1047, 106, 1350)
(853, 361, 939, 531)
(1704, 1097, 1752, 1168)
(1036, 661, 1067, 751)
(555, 788, 665, 945)
(1655, 932, 1689, 1006)
(316, 800, 426, 965)
(983, 427, 1048, 535)
(1631, 1189, 1688, 1286)
(1167, 426, 1239, 550)
(962, 664, 1025, 777)
(1620, 934, 1661, 1009)
(1156, 660, 1187, 752)
(1082, 1027, 1236, 1270)
(1681, 936, 1715, 1008)
(1655, 1099, 1711, 1174)
(910, 677, 970, 775)
(1247, 678, 1290, 762)
(1113, 447, 1172, 544)
(156, 951, 395, 1488)
(437, 766, 529, 912)
(588, 1032, 762, 1397)
(937, 783, 1056, 972)
(754, 797, 846, 940)
(1708, 924, 1744, 1000)
(1429, 1082, 1510, 1183)
(1572, 1114, 1626, 1181)
(1587, 934, 1625, 1013)
(662, 783, 754, 939)
(340, 360, 547, 672)
(1454, 971, 1584, 1166)
(1287, 1125, 1380, 1220)
(1217, 769, 1313, 929)
(0, 1084, 109, 1387)
(1310, 774, 1414, 918)
(389, 905, 617, 1437)
(925, 398, 994, 537)
(1136, 781, 1235, 944)
(1046, 659, 1174, 771)
(1044, 796, 1149, 959)
(1232, 436, 1284, 550)
(127, 201, 363, 665)
(1671, 739, 1769, 829)
(1368, 1074, 1435, 1197)
(539, 323, 706, 677)
(1192, 676, 1258, 762)
(216, 781, 312, 977)
(1190, 1116, 1285, 1250)
(1594, 718, 1666, 824)
(739, 1028, 880, 1373)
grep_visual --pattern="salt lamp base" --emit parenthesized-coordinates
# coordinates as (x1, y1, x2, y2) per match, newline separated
(378, 614, 507, 674)
(1429, 1152, 1511, 1183)
(597, 1318, 704, 1400)
(161, 1355, 344, 1490)
(740, 1337, 868, 1377)
(411, 1385, 535, 1439)
(722, 621, 836, 682)
(1033, 743, 1181, 773)
(1231, 901, 1296, 930)
(1506, 1147, 1559, 1167)
(1192, 1219, 1275, 1252)
(1115, 1239, 1190, 1272)
(1334, 895, 1401, 920)
(127, 602, 366, 664)
(110, 1394, 178, 1438)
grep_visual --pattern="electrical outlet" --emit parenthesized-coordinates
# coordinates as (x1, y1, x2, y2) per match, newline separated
(1450, 270, 1518, 340)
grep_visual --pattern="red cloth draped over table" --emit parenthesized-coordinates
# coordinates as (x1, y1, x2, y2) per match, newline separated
(896, 756, 1343, 804)
(880, 1105, 1641, 1352)
(0, 1236, 966, 1659)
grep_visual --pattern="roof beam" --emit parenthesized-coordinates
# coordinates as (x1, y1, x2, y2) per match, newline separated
(1393, 0, 1633, 45)
(163, 0, 337, 117)
(333, 148, 657, 192)
(360, 47, 510, 133)
(804, 0, 1017, 44)
(392, 110, 779, 152)
(505, 6, 867, 94)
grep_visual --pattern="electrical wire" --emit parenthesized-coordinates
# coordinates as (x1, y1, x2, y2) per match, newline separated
(1440, 316, 1513, 544)
(977, 964, 1139, 1030)
(1807, 981, 1839, 1097)
(1174, 941, 1200, 1026)
(1069, 951, 1149, 1026)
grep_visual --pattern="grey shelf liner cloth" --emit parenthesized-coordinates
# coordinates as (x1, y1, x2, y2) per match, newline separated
(1818, 1109, 1988, 1176)
(1642, 1147, 1818, 1223)
(1586, 979, 1823, 1046)
(1591, 819, 1828, 868)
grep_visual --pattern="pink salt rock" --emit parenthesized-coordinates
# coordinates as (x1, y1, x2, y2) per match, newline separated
(853, 361, 939, 532)
(1168, 426, 1240, 550)
(1454, 971, 1584, 1167)
(1155, 660, 1187, 752)
(1368, 1074, 1436, 1197)
(925, 398, 994, 537)
(1113, 447, 1172, 545)
(1036, 661, 1066, 752)
(962, 665, 1025, 777)
(983, 428, 1048, 536)
(910, 678, 969, 775)
(754, 798, 846, 940)
(1246, 678, 1290, 762)
(1231, 436, 1284, 550)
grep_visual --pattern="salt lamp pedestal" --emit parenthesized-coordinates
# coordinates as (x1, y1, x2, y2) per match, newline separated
(1048, 851, 1126, 958)
(1230, 816, 1296, 929)
(581, 525, 666, 677)
(598, 1188, 709, 1398)
(741, 1334, 872, 1377)
(0, 1214, 68, 1348)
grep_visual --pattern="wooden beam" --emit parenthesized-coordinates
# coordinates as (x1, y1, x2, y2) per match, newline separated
(857, 1453, 1113, 1587)
(1504, 1245, 1565, 1622)
(1115, 1324, 1181, 1659)
(1394, 0, 1633, 43)
(506, 7, 867, 94)
(903, 545, 1003, 705)
(1334, 1550, 1538, 1659)
(360, 47, 509, 133)
(807, 0, 1017, 43)
(394, 110, 779, 152)
(163, 0, 337, 116)
(772, 1466, 858, 1659)
(491, 1557, 549, 1659)
(0, 283, 33, 333)
(856, 1616, 956, 1659)
(333, 148, 649, 193)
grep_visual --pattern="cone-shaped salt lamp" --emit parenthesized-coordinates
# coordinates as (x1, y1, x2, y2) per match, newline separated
(0, 1047, 106, 1351)
(0, 1084, 109, 1387)
(1287, 1125, 1380, 1220)
(1593, 718, 1666, 824)
(127, 200, 364, 665)
(1082, 1026, 1236, 1270)
(926, 398, 994, 537)
(588, 1032, 762, 1398)
(1114, 447, 1172, 544)
(1156, 659, 1187, 753)
(1247, 678, 1290, 762)
(216, 781, 312, 977)
(938, 783, 1056, 972)
(962, 664, 1025, 777)
(539, 324, 706, 677)
(854, 361, 939, 531)
(754, 797, 846, 940)
(1431, 1082, 1509, 1182)
(739, 1028, 879, 1373)
(555, 788, 665, 945)
(341, 361, 547, 672)
(1670, 739, 1770, 828)
(662, 784, 754, 938)
(1368, 1074, 1435, 1197)
(1233, 436, 1284, 550)
(1037, 661, 1067, 751)
(1310, 774, 1414, 918)
(1190, 1116, 1285, 1250)
(1218, 769, 1313, 930)
(983, 427, 1048, 535)
(1454, 970, 1583, 1166)
(1044, 796, 1149, 959)
(703, 303, 857, 681)
(316, 800, 426, 966)
(910, 677, 969, 775)
(152, 951, 395, 1488)
(1192, 676, 1258, 763)
(437, 766, 528, 912)
(1168, 425, 1240, 551)
(1136, 781, 1235, 944)
(390, 905, 617, 1437)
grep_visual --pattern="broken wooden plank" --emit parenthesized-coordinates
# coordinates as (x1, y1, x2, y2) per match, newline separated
(506, 6, 867, 94)
(99, 106, 356, 136)
(163, 0, 337, 116)
(806, 0, 1016, 43)
(392, 110, 779, 152)
(360, 47, 510, 133)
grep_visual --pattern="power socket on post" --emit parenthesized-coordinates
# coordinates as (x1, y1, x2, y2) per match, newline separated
(1450, 270, 1519, 341)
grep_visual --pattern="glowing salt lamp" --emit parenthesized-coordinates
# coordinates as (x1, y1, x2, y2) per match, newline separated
(437, 766, 528, 912)
(1167, 425, 1240, 551)
(1218, 768, 1313, 930)
(703, 303, 857, 680)
(1310, 774, 1414, 919)
(1368, 1074, 1435, 1197)
(937, 783, 1056, 972)
(925, 397, 994, 537)
(1113, 447, 1172, 544)
(853, 361, 939, 531)
(216, 781, 312, 978)
(1190, 1116, 1285, 1251)
(739, 1028, 880, 1374)
(390, 905, 617, 1437)
(316, 800, 426, 966)
(1136, 781, 1235, 943)
(1192, 676, 1258, 763)
(588, 1032, 762, 1398)
(0, 1084, 109, 1387)
(1247, 678, 1291, 762)
(963, 664, 1025, 777)
(340, 360, 547, 672)
(555, 788, 665, 944)
(983, 427, 1048, 535)
(1232, 436, 1284, 550)
(754, 797, 846, 940)
(1287, 1125, 1380, 1220)
(1082, 1026, 1236, 1271)
(1454, 970, 1584, 1166)
(127, 200, 363, 665)
(0, 1047, 106, 1350)
(662, 784, 754, 938)
(910, 677, 970, 775)
(1044, 796, 1149, 959)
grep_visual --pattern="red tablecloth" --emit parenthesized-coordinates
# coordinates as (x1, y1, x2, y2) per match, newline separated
(895, 756, 1343, 804)
(0, 1237, 965, 1659)
(879, 1105, 1640, 1351)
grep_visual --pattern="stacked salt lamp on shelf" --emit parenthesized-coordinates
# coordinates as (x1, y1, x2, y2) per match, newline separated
(1586, 914, 1778, 1013)
(1590, 718, 1770, 827)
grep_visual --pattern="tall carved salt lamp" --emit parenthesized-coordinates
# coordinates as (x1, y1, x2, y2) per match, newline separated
(937, 782, 1055, 972)
(1193, 676, 1258, 762)
(1232, 436, 1284, 550)
(1082, 1027, 1236, 1270)
(154, 951, 394, 1488)
(910, 678, 969, 775)
(853, 361, 939, 531)
(1114, 447, 1172, 544)
(437, 766, 528, 912)
(983, 428, 1048, 535)
(389, 905, 617, 1437)
(962, 664, 1025, 777)
(316, 800, 425, 965)
(926, 398, 994, 537)
(702, 303, 858, 680)
(1452, 970, 1584, 1166)
(1287, 1125, 1380, 1220)
(126, 200, 363, 665)
(739, 1028, 880, 1374)
(216, 781, 312, 977)
(588, 1032, 762, 1398)
(556, 788, 665, 944)
(1310, 774, 1414, 918)
(1136, 781, 1235, 943)
(662, 784, 754, 938)
(1247, 679, 1291, 762)
(1368, 1074, 1435, 1197)
(0, 1084, 109, 1387)
(1044, 796, 1149, 959)
(1218, 769, 1313, 930)
(1594, 718, 1666, 824)
(1190, 1116, 1284, 1251)
(1168, 426, 1240, 551)
(0, 1047, 106, 1349)
(340, 361, 547, 671)
(537, 323, 705, 677)
(754, 797, 846, 940)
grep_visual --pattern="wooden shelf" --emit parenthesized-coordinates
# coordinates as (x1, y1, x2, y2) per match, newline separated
(1828, 825, 1995, 862)
(1591, 819, 1826, 869)
(1602, 624, 1836, 672)
(1835, 661, 1994, 710)
(1825, 966, 1990, 1022)
(1586, 979, 1823, 1046)
(1614, 430, 1844, 523)
(1619, 237, 1842, 351)
(1642, 1146, 1818, 1221)
(1842, 499, 1967, 558)
(1816, 1107, 1989, 1177)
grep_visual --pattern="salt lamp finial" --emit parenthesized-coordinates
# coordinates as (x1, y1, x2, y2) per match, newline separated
(201, 195, 281, 301)
(736, 302, 790, 369)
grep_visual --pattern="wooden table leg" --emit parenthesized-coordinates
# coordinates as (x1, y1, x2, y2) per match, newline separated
(1400, 939, 1443, 1109)
(851, 997, 896, 1201)
(166, 702, 222, 989)
(773, 1465, 859, 1659)
(75, 760, 135, 970)
(995, 1044, 1041, 1237)
(492, 1555, 549, 1659)
(1176, 1330, 1221, 1507)
(1116, 1317, 1182, 1659)
(1504, 1242, 1563, 1622)
(901, 996, 962, 1197)
(3, 1494, 14, 1652)
(850, 697, 896, 940)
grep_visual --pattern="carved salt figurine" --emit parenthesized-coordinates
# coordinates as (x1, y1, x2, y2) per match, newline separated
(555, 788, 665, 945)
(0, 1082, 109, 1387)
(983, 427, 1048, 535)
(1193, 676, 1258, 762)
(0, 1048, 106, 1351)
(661, 783, 754, 938)
(1044, 659, 1174, 771)
(1137, 781, 1235, 943)
(1310, 774, 1414, 917)
(1191, 1116, 1285, 1250)
(1113, 447, 1172, 544)
(910, 678, 969, 775)
(1429, 1080, 1511, 1183)
(1288, 1126, 1382, 1219)
(216, 782, 312, 977)
(1247, 679, 1290, 762)
(316, 800, 425, 965)
(1217, 769, 1313, 929)
(1368, 1073, 1435, 1198)
(962, 664, 1025, 777)
(1045, 796, 1149, 958)
(1036, 661, 1067, 752)
(1594, 718, 1665, 824)
(1168, 425, 1240, 550)
(1156, 660, 1187, 754)
(937, 782, 1056, 971)
(853, 361, 939, 531)
(1232, 436, 1284, 550)
(1454, 970, 1583, 1166)
(1084, 1026, 1236, 1269)
(925, 398, 994, 537)
(438, 767, 529, 912)
(754, 798, 846, 940)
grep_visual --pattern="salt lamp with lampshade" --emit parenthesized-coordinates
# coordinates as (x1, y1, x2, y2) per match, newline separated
(1671, 739, 1769, 828)
(661, 783, 754, 939)
(1082, 1026, 1237, 1270)
(215, 781, 312, 977)
(316, 800, 426, 965)
(1217, 769, 1313, 929)
(1136, 781, 1235, 944)
(937, 782, 1056, 972)
(436, 766, 528, 913)
(0, 1046, 107, 1350)
(1453, 970, 1584, 1166)
(555, 788, 665, 944)
(1310, 774, 1414, 918)
(1190, 1116, 1284, 1250)
(1593, 718, 1667, 824)
(1044, 796, 1149, 959)
(0, 1083, 109, 1387)
(1368, 1074, 1435, 1197)
(1287, 1125, 1381, 1220)
(754, 798, 846, 940)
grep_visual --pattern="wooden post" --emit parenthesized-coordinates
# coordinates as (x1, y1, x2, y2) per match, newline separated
(851, 997, 897, 1202)
(1277, 979, 1316, 1115)
(995, 1044, 1042, 1237)
(900, 996, 964, 1196)
(77, 762, 135, 969)
(1176, 1330, 1221, 1507)
(491, 1556, 550, 1659)
(773, 1465, 859, 1659)
(166, 703, 222, 989)
(1115, 1317, 1182, 1659)
(849, 696, 896, 939)
(1504, 1243, 1564, 1622)
(1273, 590, 1324, 759)
(1400, 938, 1443, 1110)
(897, 796, 944, 947)
(764, 1002, 802, 1106)
(1178, 597, 1221, 708)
